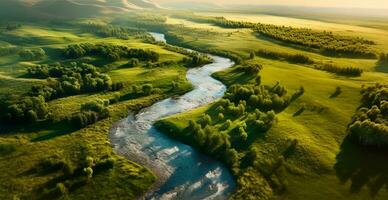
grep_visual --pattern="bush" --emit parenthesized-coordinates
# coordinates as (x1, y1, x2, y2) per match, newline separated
(71, 99, 109, 128)
(330, 86, 342, 98)
(126, 58, 139, 68)
(94, 158, 116, 173)
(142, 84, 153, 95)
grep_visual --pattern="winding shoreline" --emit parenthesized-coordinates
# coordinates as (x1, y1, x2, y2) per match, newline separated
(109, 33, 236, 199)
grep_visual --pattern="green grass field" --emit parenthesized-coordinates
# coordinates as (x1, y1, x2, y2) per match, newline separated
(0, 21, 193, 199)
(155, 11, 388, 200)
(2, 7, 388, 200)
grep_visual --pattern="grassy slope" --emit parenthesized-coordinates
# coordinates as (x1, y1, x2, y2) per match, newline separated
(0, 22, 192, 199)
(156, 14, 388, 200)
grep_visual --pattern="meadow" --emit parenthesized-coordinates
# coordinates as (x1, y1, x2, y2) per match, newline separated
(152, 11, 388, 200)
(1, 7, 388, 200)
(0, 19, 194, 199)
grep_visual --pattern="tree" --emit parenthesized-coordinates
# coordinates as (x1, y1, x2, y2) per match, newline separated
(84, 167, 93, 179)
(250, 51, 255, 59)
(142, 84, 153, 95)
(26, 110, 38, 123)
(255, 75, 262, 85)
(127, 58, 139, 67)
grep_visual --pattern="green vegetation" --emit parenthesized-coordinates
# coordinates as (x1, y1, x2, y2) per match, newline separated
(156, 64, 306, 199)
(348, 84, 388, 147)
(2, 4, 388, 200)
(143, 9, 388, 200)
(171, 13, 377, 58)
(0, 18, 194, 199)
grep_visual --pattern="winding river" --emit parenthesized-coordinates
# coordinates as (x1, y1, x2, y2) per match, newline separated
(110, 33, 236, 200)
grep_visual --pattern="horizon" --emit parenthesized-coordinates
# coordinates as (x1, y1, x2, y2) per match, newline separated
(154, 0, 388, 9)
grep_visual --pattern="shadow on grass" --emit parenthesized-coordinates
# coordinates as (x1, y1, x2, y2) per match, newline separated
(0, 120, 77, 142)
(375, 64, 388, 73)
(335, 136, 388, 196)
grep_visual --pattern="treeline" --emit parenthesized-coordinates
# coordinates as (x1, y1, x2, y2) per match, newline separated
(314, 63, 363, 76)
(81, 23, 151, 41)
(254, 49, 313, 64)
(348, 84, 388, 147)
(172, 14, 376, 58)
(254, 25, 376, 58)
(64, 43, 159, 62)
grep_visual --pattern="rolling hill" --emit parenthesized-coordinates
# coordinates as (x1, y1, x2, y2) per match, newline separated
(0, 0, 160, 19)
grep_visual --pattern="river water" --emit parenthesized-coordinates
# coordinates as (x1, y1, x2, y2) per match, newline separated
(110, 32, 236, 200)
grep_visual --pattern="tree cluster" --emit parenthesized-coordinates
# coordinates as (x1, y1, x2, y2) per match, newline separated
(27, 62, 114, 100)
(224, 82, 291, 112)
(254, 49, 314, 64)
(19, 48, 46, 61)
(64, 43, 159, 62)
(70, 99, 109, 128)
(348, 84, 388, 147)
(236, 63, 263, 75)
(182, 53, 212, 67)
(82, 23, 147, 40)
(2, 95, 48, 123)
(314, 63, 363, 76)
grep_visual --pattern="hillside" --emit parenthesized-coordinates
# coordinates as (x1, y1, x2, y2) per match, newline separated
(0, 0, 160, 19)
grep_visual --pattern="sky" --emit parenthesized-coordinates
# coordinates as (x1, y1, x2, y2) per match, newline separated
(153, 0, 388, 9)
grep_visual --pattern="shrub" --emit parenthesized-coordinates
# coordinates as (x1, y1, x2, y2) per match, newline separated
(94, 158, 116, 173)
(142, 84, 153, 95)
(84, 167, 93, 179)
(330, 86, 342, 98)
